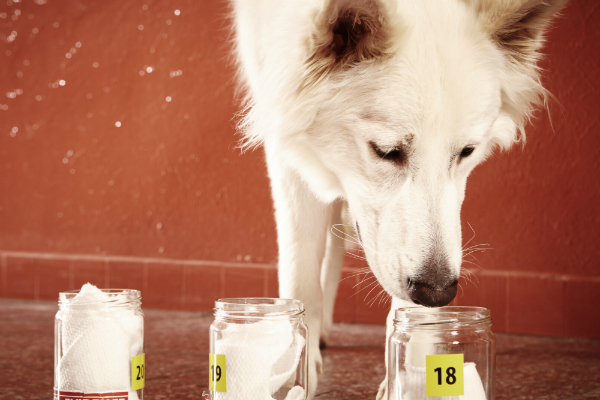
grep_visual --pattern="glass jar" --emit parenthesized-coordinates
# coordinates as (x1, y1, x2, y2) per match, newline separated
(54, 285, 145, 400)
(388, 307, 495, 400)
(205, 298, 308, 400)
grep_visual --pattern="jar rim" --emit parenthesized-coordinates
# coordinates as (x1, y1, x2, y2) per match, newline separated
(214, 297, 304, 319)
(394, 306, 491, 328)
(58, 288, 141, 307)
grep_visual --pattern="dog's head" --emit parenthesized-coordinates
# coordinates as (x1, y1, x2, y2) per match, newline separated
(237, 0, 566, 306)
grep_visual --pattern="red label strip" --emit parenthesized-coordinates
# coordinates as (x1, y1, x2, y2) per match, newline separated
(53, 389, 128, 400)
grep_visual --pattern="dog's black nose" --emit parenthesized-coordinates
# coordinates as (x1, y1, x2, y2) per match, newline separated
(407, 278, 458, 307)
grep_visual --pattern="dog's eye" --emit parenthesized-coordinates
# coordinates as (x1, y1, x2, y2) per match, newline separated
(370, 142, 406, 165)
(460, 147, 475, 158)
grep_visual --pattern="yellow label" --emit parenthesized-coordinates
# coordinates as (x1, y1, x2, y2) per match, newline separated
(131, 353, 145, 391)
(426, 354, 464, 397)
(209, 353, 227, 392)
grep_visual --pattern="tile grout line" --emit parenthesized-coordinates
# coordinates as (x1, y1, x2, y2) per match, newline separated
(0, 253, 6, 298)
(263, 268, 269, 297)
(1, 250, 599, 282)
(352, 273, 359, 324)
(68, 259, 75, 290)
(558, 386, 600, 400)
(142, 262, 148, 304)
(505, 274, 510, 333)
(466, 267, 600, 282)
(219, 266, 225, 299)
(33, 262, 40, 301)
(0, 249, 277, 270)
(103, 259, 110, 288)
(180, 264, 186, 310)
(562, 278, 568, 337)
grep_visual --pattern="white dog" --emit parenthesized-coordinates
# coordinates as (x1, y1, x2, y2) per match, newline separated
(231, 0, 565, 398)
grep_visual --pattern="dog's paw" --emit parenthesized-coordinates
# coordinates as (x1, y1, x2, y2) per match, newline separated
(376, 376, 387, 400)
(319, 314, 333, 348)
(307, 344, 323, 399)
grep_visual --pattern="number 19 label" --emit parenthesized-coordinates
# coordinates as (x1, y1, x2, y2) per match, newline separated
(425, 354, 464, 396)
(209, 353, 227, 392)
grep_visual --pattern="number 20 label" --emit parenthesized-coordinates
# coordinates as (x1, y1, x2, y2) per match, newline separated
(425, 354, 464, 396)
(131, 353, 145, 391)
(209, 353, 227, 392)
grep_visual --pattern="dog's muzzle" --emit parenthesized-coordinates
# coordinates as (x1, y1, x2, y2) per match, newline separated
(407, 278, 458, 307)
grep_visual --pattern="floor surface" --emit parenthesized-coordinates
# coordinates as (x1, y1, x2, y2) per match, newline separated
(1, 299, 599, 399)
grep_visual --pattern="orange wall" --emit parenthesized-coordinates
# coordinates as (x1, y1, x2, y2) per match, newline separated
(0, 0, 277, 262)
(1, 0, 598, 338)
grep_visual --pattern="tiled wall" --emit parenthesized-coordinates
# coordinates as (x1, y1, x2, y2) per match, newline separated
(1, 250, 598, 339)
(1, 0, 599, 341)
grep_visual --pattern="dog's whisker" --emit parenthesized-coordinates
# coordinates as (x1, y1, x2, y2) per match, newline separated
(462, 246, 493, 265)
(355, 278, 380, 297)
(459, 268, 480, 287)
(462, 222, 477, 249)
(331, 224, 362, 247)
(463, 244, 491, 253)
(346, 249, 368, 258)
(365, 287, 383, 307)
(339, 268, 373, 282)
(463, 245, 491, 254)
(464, 253, 483, 265)
(459, 270, 471, 284)
(376, 290, 389, 307)
(462, 246, 491, 257)
(351, 283, 379, 299)
(366, 293, 380, 307)
(345, 252, 367, 261)
(377, 290, 391, 307)
(461, 225, 496, 274)
(362, 281, 384, 305)
(377, 288, 387, 306)
(331, 224, 385, 259)
(353, 275, 377, 289)
(352, 279, 378, 295)
(461, 268, 476, 281)
(338, 270, 367, 282)
(461, 260, 484, 277)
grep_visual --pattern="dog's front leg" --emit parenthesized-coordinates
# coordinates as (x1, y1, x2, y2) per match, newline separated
(267, 152, 330, 399)
(319, 200, 345, 346)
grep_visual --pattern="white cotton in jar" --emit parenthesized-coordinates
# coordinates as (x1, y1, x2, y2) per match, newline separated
(55, 284, 144, 399)
(209, 298, 308, 400)
(213, 320, 306, 400)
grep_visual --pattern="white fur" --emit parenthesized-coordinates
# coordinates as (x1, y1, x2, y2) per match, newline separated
(231, 0, 564, 398)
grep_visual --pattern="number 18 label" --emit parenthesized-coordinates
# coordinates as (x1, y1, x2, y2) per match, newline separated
(209, 353, 227, 392)
(425, 354, 464, 396)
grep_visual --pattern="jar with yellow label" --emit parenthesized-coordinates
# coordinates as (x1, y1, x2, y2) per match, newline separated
(54, 284, 145, 400)
(388, 306, 495, 400)
(205, 298, 308, 400)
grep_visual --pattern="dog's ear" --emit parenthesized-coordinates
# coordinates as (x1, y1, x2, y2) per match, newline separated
(471, 0, 567, 147)
(473, 0, 567, 63)
(302, 0, 399, 90)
